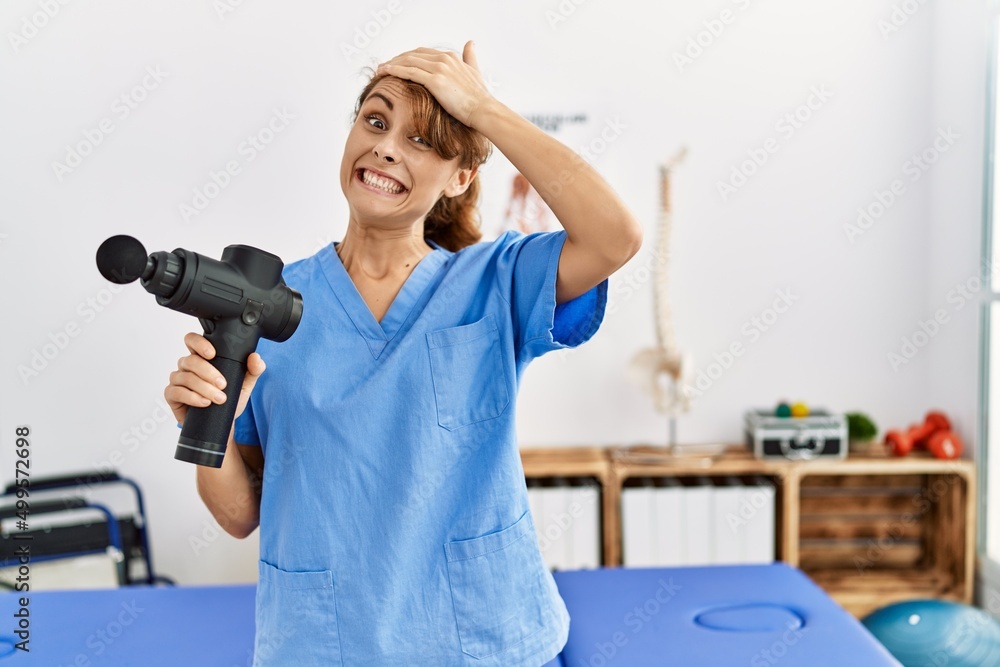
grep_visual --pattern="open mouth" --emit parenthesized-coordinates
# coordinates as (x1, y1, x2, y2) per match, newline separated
(355, 168, 407, 196)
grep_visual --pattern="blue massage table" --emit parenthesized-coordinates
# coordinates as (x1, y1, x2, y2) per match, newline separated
(0, 584, 256, 665)
(550, 563, 901, 666)
(0, 564, 898, 665)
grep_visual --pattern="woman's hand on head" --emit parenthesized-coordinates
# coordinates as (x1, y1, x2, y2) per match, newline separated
(377, 40, 495, 128)
(164, 332, 266, 427)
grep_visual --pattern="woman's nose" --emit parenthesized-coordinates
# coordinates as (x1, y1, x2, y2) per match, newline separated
(373, 138, 398, 163)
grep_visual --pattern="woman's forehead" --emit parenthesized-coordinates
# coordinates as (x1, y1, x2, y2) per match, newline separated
(364, 78, 410, 107)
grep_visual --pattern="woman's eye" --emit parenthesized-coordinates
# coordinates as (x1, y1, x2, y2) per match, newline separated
(365, 115, 386, 130)
(412, 136, 430, 146)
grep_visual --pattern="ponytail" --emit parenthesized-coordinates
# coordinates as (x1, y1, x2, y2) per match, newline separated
(425, 176, 484, 251)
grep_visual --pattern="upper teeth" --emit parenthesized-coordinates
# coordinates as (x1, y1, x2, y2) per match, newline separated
(362, 169, 404, 194)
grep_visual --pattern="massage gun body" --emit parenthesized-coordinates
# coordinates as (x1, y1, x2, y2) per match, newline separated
(97, 236, 302, 467)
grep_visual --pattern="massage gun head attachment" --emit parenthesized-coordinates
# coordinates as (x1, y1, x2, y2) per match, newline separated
(95, 235, 181, 298)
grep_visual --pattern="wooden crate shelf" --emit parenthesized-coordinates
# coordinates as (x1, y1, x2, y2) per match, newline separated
(807, 569, 962, 619)
(520, 444, 976, 618)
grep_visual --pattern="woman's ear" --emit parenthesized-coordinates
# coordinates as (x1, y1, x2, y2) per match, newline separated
(443, 164, 479, 198)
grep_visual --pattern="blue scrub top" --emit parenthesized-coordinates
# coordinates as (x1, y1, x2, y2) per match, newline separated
(235, 229, 608, 666)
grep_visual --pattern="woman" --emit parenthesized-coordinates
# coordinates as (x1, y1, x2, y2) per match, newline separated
(166, 41, 642, 666)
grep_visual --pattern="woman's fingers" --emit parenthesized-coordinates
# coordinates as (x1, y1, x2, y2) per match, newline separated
(184, 332, 216, 359)
(380, 46, 469, 78)
(384, 47, 452, 65)
(246, 353, 266, 379)
(169, 367, 228, 405)
(462, 40, 479, 71)
(165, 384, 213, 410)
(379, 63, 428, 86)
(380, 44, 478, 77)
(177, 333, 226, 398)
(168, 334, 264, 428)
(177, 354, 227, 389)
(241, 354, 265, 396)
(230, 353, 266, 422)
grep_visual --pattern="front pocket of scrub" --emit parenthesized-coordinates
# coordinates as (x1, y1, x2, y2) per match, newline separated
(254, 560, 343, 666)
(445, 511, 551, 659)
(426, 315, 510, 430)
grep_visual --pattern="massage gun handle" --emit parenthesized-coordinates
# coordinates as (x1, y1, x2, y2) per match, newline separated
(175, 356, 247, 468)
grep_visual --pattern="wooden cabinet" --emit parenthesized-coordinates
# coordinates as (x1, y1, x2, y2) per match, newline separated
(520, 445, 976, 618)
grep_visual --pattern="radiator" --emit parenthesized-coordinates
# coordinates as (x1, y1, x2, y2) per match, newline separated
(622, 476, 776, 567)
(527, 476, 602, 571)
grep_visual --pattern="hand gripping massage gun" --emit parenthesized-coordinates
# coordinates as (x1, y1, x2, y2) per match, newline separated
(96, 235, 303, 467)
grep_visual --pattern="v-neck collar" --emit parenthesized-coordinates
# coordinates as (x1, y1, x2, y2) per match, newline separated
(320, 240, 448, 359)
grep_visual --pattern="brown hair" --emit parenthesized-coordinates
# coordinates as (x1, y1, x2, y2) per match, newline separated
(352, 72, 493, 252)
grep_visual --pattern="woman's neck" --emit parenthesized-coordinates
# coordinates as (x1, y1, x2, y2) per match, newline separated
(336, 224, 433, 280)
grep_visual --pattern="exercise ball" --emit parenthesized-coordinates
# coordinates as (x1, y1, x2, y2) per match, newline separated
(862, 599, 1000, 666)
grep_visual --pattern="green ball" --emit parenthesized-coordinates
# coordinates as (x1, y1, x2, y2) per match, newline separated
(775, 403, 792, 418)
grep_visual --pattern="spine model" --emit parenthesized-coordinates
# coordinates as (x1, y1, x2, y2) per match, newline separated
(629, 148, 693, 416)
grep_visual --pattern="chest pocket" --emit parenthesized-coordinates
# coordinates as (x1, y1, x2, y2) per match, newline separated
(426, 315, 510, 431)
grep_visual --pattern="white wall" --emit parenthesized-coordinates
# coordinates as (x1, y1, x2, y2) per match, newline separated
(0, 0, 987, 585)
(925, 1, 989, 462)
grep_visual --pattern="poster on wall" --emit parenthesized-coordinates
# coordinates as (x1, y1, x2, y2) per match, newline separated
(478, 111, 594, 241)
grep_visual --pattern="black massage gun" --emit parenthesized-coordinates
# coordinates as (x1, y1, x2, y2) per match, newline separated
(96, 235, 303, 467)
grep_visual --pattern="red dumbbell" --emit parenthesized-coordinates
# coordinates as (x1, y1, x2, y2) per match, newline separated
(884, 411, 951, 457)
(927, 430, 963, 460)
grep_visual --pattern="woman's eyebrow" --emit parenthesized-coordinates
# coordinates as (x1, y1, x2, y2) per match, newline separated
(365, 92, 394, 111)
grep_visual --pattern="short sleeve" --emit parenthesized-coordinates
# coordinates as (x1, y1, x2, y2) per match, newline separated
(233, 395, 261, 446)
(495, 230, 608, 362)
